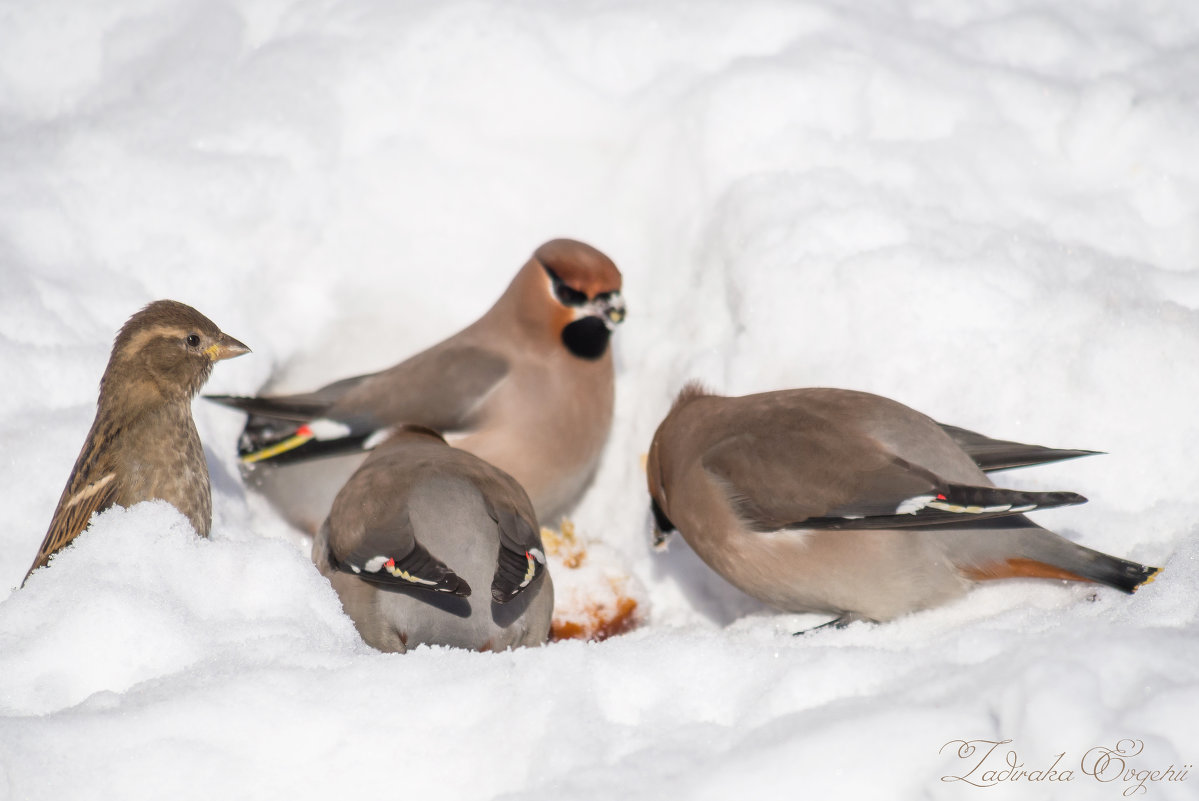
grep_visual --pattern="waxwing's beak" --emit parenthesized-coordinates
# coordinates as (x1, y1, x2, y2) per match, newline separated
(650, 497, 675, 550)
(599, 291, 626, 329)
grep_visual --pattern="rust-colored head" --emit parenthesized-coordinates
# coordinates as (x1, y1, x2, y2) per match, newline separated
(534, 239, 623, 299)
(504, 239, 626, 360)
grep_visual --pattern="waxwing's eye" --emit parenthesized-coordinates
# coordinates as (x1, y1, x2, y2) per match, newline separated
(544, 266, 588, 307)
(186, 334, 201, 348)
(555, 281, 587, 307)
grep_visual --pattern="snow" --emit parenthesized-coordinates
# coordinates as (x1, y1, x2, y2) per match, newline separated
(3, 0, 1199, 798)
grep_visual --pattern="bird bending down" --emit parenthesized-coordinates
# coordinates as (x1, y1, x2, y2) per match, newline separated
(24, 300, 250, 584)
(646, 383, 1160, 625)
(208, 238, 626, 534)
(313, 426, 553, 653)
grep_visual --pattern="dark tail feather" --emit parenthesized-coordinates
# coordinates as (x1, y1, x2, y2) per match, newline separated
(962, 531, 1162, 594)
(939, 423, 1102, 472)
(205, 394, 330, 422)
(240, 428, 373, 465)
(1083, 555, 1162, 594)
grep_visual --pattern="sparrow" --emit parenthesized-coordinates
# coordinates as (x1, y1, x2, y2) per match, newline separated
(24, 300, 250, 584)
(313, 425, 553, 653)
(207, 238, 625, 534)
(646, 383, 1160, 626)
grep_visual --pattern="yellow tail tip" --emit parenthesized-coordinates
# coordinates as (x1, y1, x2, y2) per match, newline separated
(1135, 566, 1164, 590)
(240, 429, 315, 464)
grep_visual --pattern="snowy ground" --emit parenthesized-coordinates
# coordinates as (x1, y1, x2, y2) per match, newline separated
(2, 1, 1199, 798)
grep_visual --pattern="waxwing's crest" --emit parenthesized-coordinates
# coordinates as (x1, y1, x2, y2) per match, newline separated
(208, 239, 622, 535)
(671, 380, 713, 412)
(535, 238, 622, 299)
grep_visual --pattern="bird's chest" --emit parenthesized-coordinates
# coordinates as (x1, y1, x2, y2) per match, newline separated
(457, 352, 613, 519)
(117, 407, 212, 535)
(509, 356, 611, 444)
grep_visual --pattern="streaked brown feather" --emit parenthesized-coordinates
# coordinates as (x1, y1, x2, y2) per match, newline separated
(25, 416, 123, 579)
(22, 299, 247, 585)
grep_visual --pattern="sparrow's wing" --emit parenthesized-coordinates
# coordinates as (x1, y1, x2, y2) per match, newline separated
(24, 425, 122, 584)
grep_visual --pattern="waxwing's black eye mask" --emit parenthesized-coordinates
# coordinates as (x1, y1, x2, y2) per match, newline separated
(544, 266, 588, 307)
(543, 265, 626, 358)
(651, 497, 676, 534)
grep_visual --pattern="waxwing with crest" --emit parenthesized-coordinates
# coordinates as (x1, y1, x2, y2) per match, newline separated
(208, 239, 625, 534)
(647, 383, 1160, 627)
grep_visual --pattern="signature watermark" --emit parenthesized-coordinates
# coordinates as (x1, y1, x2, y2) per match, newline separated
(940, 738, 1191, 796)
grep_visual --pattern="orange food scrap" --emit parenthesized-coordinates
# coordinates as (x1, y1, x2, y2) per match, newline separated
(541, 518, 586, 569)
(551, 594, 640, 642)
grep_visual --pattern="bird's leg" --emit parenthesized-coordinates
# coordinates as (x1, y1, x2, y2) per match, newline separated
(792, 613, 873, 636)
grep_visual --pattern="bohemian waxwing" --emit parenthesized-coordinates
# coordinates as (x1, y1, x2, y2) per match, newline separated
(313, 425, 552, 652)
(646, 383, 1160, 625)
(208, 238, 625, 533)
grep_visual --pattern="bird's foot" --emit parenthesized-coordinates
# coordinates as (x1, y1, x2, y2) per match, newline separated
(792, 613, 872, 636)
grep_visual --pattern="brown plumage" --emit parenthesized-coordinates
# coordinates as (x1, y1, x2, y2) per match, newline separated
(647, 383, 1160, 625)
(24, 300, 250, 584)
(208, 238, 625, 533)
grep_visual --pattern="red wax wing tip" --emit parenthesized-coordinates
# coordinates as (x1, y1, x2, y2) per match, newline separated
(936, 494, 947, 500)
(385, 558, 396, 569)
(296, 424, 314, 438)
(525, 551, 531, 559)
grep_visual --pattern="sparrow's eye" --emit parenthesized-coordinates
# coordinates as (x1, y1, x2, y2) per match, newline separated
(186, 334, 201, 348)
(544, 267, 587, 307)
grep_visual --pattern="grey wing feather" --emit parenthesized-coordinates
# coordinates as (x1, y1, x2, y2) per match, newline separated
(206, 374, 367, 422)
(218, 345, 510, 464)
(209, 344, 508, 436)
(479, 473, 543, 554)
(477, 471, 547, 603)
(938, 423, 1101, 472)
(331, 343, 510, 434)
(703, 427, 1087, 533)
(701, 428, 939, 531)
(494, 505, 543, 553)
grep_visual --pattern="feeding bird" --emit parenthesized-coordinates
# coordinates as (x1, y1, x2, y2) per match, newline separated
(208, 238, 625, 534)
(313, 425, 552, 653)
(646, 383, 1160, 626)
(24, 300, 250, 584)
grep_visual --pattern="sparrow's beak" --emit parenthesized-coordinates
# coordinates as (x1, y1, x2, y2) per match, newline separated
(206, 334, 251, 362)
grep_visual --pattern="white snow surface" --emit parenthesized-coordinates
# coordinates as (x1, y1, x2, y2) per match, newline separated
(3, 1, 1199, 798)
